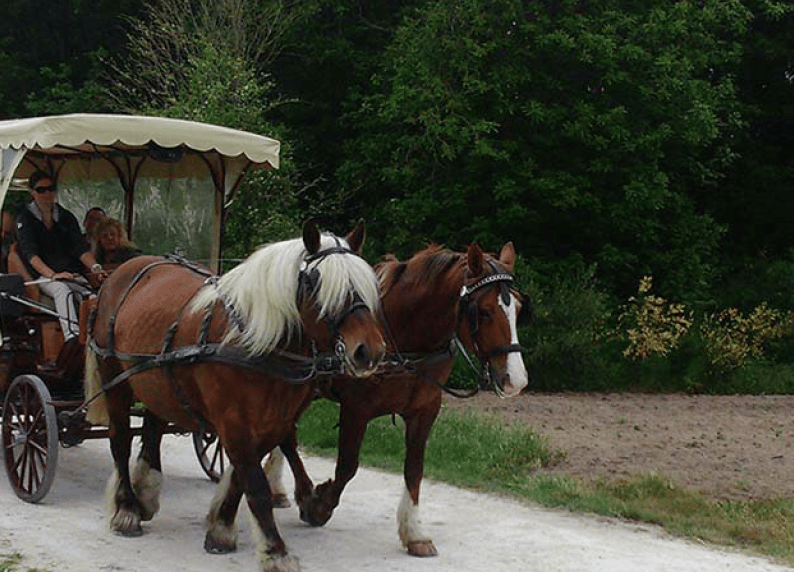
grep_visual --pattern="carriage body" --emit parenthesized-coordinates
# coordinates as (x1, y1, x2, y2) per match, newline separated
(0, 114, 280, 501)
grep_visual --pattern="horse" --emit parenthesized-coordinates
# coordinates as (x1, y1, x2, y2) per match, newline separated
(83, 220, 386, 572)
(259, 241, 530, 557)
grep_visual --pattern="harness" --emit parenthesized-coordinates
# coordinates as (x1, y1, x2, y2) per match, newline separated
(380, 260, 525, 399)
(86, 249, 368, 425)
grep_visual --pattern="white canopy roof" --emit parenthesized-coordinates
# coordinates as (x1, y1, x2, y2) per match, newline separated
(0, 114, 281, 272)
(0, 113, 279, 168)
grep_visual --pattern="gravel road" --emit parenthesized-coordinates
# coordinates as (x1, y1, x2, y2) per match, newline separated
(0, 434, 789, 572)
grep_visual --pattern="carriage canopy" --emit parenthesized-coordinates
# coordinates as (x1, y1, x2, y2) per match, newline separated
(0, 114, 280, 271)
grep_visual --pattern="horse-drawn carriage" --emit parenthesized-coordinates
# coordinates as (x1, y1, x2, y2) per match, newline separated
(0, 113, 282, 501)
(0, 113, 531, 572)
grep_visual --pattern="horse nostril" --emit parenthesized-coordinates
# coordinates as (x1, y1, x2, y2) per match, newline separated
(353, 343, 370, 369)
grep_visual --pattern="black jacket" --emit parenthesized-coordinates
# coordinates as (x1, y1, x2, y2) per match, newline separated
(16, 202, 88, 278)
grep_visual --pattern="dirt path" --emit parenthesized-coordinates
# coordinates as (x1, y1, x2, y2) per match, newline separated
(442, 392, 794, 501)
(0, 430, 791, 571)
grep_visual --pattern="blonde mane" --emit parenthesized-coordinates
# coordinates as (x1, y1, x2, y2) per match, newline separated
(190, 233, 380, 355)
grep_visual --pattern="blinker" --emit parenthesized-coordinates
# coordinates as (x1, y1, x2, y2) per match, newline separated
(499, 282, 511, 306)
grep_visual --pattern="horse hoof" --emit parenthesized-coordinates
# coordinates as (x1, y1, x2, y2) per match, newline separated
(110, 509, 143, 537)
(407, 540, 438, 557)
(299, 505, 331, 527)
(115, 526, 143, 538)
(272, 493, 291, 509)
(204, 533, 236, 554)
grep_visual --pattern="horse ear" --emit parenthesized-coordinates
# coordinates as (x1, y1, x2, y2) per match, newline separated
(499, 242, 516, 273)
(467, 242, 484, 276)
(345, 219, 366, 254)
(302, 218, 321, 255)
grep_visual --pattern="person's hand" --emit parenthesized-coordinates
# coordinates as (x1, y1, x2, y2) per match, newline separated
(88, 267, 108, 288)
(50, 271, 75, 281)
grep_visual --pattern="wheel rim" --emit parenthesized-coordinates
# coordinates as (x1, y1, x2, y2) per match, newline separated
(2, 375, 59, 502)
(193, 430, 226, 482)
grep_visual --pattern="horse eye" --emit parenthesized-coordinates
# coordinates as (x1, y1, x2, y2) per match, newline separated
(478, 308, 491, 320)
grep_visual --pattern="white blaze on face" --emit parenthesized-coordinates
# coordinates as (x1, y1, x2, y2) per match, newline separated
(497, 292, 529, 397)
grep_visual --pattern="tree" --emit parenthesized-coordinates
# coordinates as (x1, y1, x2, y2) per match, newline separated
(713, 1, 794, 260)
(108, 0, 303, 253)
(267, 0, 417, 230)
(339, 0, 750, 301)
(0, 0, 143, 117)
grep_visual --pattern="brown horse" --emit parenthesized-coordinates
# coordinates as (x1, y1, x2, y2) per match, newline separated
(84, 220, 385, 572)
(264, 242, 530, 557)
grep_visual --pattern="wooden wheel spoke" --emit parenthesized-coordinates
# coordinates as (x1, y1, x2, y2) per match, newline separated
(27, 451, 40, 493)
(3, 376, 59, 502)
(211, 445, 225, 474)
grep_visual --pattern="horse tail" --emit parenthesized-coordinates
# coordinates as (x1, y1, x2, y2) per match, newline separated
(84, 346, 110, 426)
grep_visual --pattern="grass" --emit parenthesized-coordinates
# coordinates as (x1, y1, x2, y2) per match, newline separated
(296, 399, 794, 566)
(0, 554, 28, 572)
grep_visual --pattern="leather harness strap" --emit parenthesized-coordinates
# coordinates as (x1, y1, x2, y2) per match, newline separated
(85, 251, 364, 420)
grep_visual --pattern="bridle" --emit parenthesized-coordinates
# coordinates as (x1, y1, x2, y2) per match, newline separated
(379, 258, 527, 399)
(455, 260, 525, 396)
(297, 241, 371, 371)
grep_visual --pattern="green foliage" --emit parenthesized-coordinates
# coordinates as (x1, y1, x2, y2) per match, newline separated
(339, 0, 747, 301)
(518, 262, 616, 392)
(107, 0, 304, 257)
(23, 51, 113, 116)
(4, 0, 794, 393)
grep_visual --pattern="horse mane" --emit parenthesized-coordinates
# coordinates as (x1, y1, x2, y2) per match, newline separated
(191, 233, 380, 355)
(377, 244, 465, 291)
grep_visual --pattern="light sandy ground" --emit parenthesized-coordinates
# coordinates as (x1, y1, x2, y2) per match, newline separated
(0, 435, 790, 572)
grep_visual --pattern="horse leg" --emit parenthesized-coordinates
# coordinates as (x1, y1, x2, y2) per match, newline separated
(263, 448, 291, 508)
(240, 460, 300, 572)
(398, 406, 441, 557)
(272, 429, 315, 513)
(133, 412, 164, 521)
(104, 386, 144, 537)
(302, 405, 367, 526)
(205, 466, 244, 554)
(267, 395, 316, 510)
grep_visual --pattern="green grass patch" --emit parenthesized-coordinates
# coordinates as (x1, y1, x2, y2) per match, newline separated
(296, 400, 794, 566)
(0, 554, 24, 572)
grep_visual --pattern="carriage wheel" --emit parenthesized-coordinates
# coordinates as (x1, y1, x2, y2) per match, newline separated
(193, 430, 226, 482)
(2, 375, 59, 502)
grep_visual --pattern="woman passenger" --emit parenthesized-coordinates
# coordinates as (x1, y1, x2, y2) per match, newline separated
(15, 170, 107, 357)
(93, 217, 141, 270)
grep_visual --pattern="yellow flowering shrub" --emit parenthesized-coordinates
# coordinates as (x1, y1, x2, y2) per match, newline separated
(700, 304, 793, 371)
(620, 276, 693, 360)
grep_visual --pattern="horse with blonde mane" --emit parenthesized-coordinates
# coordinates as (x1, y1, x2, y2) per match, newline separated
(84, 220, 385, 572)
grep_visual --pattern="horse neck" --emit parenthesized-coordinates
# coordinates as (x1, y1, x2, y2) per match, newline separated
(381, 257, 465, 352)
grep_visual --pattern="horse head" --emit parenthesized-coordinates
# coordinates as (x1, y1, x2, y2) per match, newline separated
(297, 219, 386, 377)
(458, 242, 529, 397)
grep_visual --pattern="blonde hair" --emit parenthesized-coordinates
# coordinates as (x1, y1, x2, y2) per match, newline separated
(93, 218, 135, 261)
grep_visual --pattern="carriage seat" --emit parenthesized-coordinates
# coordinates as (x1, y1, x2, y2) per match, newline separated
(5, 243, 55, 309)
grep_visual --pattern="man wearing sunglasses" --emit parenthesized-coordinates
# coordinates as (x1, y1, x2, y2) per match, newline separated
(15, 170, 107, 369)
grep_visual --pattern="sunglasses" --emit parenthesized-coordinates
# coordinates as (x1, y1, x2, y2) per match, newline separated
(33, 185, 57, 194)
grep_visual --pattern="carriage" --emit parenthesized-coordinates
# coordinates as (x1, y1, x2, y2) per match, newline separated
(0, 114, 530, 572)
(0, 113, 280, 502)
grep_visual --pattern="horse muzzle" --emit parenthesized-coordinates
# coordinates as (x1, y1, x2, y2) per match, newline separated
(487, 345, 528, 398)
(338, 338, 386, 378)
